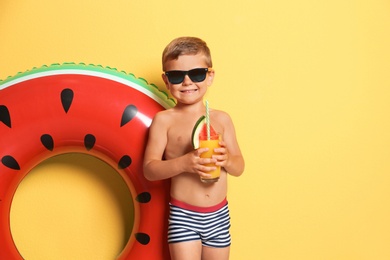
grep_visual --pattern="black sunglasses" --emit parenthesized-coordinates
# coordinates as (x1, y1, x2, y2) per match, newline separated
(164, 68, 211, 84)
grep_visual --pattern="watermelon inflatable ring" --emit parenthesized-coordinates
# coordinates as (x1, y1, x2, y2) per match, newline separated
(0, 63, 175, 259)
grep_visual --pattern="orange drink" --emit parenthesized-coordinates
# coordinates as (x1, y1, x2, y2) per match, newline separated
(199, 135, 220, 183)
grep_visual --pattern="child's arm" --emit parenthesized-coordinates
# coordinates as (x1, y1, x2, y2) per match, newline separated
(143, 112, 215, 181)
(214, 112, 245, 176)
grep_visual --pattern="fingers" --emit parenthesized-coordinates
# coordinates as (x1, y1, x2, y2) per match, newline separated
(191, 148, 222, 177)
(196, 147, 209, 156)
(218, 139, 227, 148)
(197, 165, 216, 177)
(212, 148, 228, 167)
(196, 157, 217, 175)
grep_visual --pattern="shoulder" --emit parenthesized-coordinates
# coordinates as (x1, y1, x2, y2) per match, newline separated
(210, 109, 236, 134)
(152, 108, 175, 122)
(211, 109, 233, 123)
(149, 109, 174, 130)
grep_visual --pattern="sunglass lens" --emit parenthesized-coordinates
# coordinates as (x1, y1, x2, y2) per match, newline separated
(166, 71, 185, 84)
(188, 69, 207, 82)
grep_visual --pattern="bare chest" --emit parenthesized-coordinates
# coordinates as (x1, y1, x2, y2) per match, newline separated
(164, 120, 196, 159)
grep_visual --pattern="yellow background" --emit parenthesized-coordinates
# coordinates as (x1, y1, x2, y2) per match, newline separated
(1, 0, 390, 259)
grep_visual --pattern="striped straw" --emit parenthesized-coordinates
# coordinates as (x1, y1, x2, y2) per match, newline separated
(206, 100, 210, 140)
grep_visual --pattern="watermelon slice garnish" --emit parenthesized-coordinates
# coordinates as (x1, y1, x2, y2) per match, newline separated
(191, 115, 218, 148)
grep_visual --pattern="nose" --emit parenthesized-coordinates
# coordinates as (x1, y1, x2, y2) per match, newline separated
(182, 74, 193, 85)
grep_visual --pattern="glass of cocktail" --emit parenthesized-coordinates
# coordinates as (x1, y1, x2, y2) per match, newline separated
(199, 134, 221, 183)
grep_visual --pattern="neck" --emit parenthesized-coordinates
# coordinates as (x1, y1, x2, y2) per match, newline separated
(174, 100, 206, 114)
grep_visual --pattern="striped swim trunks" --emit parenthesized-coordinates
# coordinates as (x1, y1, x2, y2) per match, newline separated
(168, 198, 231, 248)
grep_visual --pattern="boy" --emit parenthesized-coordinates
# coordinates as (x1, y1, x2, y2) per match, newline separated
(143, 37, 245, 260)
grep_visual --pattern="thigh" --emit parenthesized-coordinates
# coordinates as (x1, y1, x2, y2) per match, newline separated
(202, 245, 230, 260)
(169, 240, 202, 260)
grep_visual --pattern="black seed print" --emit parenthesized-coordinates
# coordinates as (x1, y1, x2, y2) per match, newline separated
(1, 155, 20, 170)
(136, 192, 151, 203)
(120, 105, 138, 127)
(135, 233, 150, 245)
(0, 105, 11, 128)
(61, 88, 74, 113)
(84, 134, 96, 150)
(41, 134, 54, 151)
(118, 155, 132, 169)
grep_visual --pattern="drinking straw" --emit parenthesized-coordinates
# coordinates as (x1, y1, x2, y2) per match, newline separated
(206, 100, 210, 140)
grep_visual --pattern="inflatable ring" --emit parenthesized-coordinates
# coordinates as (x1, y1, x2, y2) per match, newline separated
(0, 63, 175, 259)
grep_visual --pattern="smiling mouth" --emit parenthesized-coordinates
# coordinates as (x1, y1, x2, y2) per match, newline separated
(180, 89, 198, 93)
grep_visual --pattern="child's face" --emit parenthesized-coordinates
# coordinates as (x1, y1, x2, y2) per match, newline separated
(162, 53, 214, 105)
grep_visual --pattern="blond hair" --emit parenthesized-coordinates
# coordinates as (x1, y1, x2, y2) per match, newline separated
(162, 37, 212, 71)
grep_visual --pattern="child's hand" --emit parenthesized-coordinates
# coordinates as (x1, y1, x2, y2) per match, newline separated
(213, 140, 229, 168)
(185, 148, 217, 178)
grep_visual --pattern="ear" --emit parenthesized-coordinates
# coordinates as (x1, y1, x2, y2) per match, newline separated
(206, 69, 215, 86)
(162, 73, 170, 89)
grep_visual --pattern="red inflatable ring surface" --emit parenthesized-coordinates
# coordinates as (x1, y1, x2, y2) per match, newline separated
(0, 63, 175, 259)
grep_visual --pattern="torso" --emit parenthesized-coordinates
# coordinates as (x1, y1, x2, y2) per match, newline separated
(163, 108, 228, 207)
